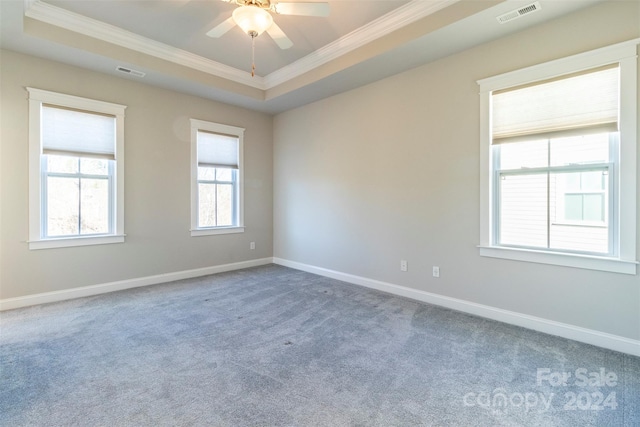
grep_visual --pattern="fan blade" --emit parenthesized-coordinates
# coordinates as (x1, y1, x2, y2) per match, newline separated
(206, 17, 236, 38)
(266, 22, 293, 49)
(274, 2, 330, 17)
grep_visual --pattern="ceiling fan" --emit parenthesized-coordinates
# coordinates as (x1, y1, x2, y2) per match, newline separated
(206, 0, 330, 75)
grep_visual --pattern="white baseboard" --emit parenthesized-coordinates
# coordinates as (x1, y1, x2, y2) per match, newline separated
(4, 256, 638, 356)
(273, 257, 640, 357)
(0, 258, 273, 311)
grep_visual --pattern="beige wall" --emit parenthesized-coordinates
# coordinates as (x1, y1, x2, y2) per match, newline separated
(2, 1, 639, 343)
(0, 50, 273, 299)
(273, 1, 640, 340)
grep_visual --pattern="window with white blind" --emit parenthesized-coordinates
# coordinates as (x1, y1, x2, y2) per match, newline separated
(190, 119, 244, 236)
(478, 40, 638, 274)
(27, 88, 126, 250)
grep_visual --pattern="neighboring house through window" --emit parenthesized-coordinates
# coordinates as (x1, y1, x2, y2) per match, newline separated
(190, 119, 244, 236)
(478, 40, 638, 274)
(27, 88, 126, 250)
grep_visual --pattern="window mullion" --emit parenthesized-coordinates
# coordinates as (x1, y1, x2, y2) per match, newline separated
(500, 164, 609, 176)
(546, 170, 551, 250)
(546, 139, 551, 250)
(494, 170, 501, 246)
(77, 158, 82, 235)
(213, 168, 218, 227)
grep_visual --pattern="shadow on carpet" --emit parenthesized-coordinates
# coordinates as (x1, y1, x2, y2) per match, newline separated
(1, 264, 638, 426)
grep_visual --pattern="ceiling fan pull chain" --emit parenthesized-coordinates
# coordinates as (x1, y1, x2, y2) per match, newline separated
(251, 32, 256, 77)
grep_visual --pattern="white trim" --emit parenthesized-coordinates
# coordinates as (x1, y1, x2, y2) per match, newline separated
(24, 0, 458, 89)
(26, 87, 127, 114)
(0, 258, 272, 311)
(618, 54, 638, 260)
(27, 87, 126, 250)
(477, 39, 639, 273)
(190, 119, 245, 236)
(477, 38, 640, 90)
(263, 0, 459, 88)
(478, 246, 637, 275)
(273, 257, 640, 357)
(24, 1, 262, 89)
(4, 256, 639, 356)
(29, 234, 126, 250)
(190, 226, 245, 237)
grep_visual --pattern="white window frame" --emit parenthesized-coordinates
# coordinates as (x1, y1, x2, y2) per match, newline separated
(190, 119, 245, 237)
(27, 88, 126, 250)
(477, 39, 639, 275)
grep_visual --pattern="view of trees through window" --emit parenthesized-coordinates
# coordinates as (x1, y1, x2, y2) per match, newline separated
(197, 166, 234, 228)
(45, 155, 110, 237)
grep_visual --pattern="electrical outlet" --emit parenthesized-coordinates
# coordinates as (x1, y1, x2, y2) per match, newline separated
(400, 260, 408, 272)
(250, 242, 256, 250)
(432, 266, 440, 278)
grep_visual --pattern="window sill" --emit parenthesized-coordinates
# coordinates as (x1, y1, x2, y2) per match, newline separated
(29, 234, 126, 250)
(191, 226, 245, 237)
(478, 245, 637, 275)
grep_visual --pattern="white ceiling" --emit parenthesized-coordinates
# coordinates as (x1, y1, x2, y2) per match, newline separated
(1, 0, 602, 114)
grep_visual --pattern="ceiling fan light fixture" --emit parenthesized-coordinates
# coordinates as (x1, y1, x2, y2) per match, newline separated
(232, 6, 274, 37)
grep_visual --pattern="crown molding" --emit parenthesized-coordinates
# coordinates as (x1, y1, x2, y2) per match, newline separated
(262, 0, 460, 88)
(24, 0, 265, 89)
(24, 0, 459, 94)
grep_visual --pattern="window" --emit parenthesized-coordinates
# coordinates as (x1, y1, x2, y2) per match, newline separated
(190, 119, 244, 236)
(27, 88, 126, 250)
(478, 40, 638, 274)
(496, 132, 614, 255)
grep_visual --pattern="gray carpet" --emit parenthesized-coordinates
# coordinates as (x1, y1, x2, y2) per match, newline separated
(1, 264, 638, 426)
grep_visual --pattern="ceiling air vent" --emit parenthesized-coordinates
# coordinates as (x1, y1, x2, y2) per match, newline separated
(116, 66, 145, 78)
(496, 2, 541, 24)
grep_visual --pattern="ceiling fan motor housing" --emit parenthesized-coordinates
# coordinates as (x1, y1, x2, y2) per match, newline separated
(232, 5, 274, 36)
(235, 0, 272, 10)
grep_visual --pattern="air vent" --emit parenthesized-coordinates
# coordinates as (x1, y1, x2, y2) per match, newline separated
(496, 2, 541, 24)
(116, 66, 145, 78)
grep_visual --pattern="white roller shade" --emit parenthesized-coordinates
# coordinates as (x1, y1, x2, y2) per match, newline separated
(197, 131, 239, 169)
(492, 65, 619, 144)
(42, 105, 116, 159)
